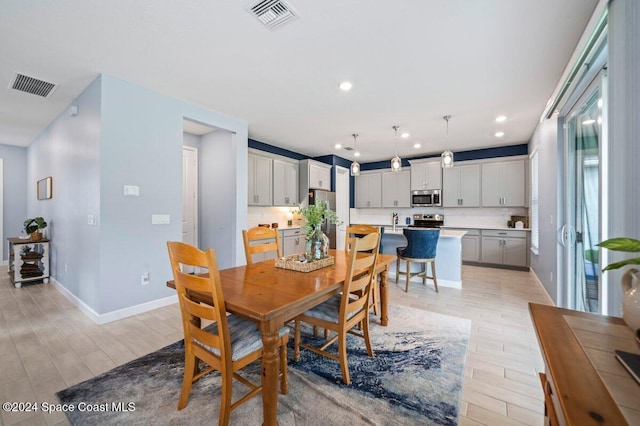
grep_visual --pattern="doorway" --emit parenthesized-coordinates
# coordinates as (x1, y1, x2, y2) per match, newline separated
(335, 166, 350, 250)
(182, 146, 198, 247)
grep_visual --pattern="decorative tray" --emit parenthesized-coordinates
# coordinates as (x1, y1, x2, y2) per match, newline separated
(275, 255, 334, 272)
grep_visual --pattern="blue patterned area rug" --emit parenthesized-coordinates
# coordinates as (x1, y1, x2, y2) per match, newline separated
(56, 305, 470, 425)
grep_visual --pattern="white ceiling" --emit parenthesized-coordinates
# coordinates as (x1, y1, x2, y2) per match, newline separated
(0, 0, 598, 162)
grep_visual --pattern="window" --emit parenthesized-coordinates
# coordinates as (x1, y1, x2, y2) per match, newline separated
(530, 150, 539, 254)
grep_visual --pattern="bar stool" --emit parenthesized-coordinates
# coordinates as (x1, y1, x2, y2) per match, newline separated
(396, 228, 440, 293)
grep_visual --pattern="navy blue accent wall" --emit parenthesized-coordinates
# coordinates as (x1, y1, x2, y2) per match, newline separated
(248, 139, 308, 160)
(360, 144, 528, 171)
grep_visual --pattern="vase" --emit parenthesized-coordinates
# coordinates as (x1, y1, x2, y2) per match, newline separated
(306, 225, 329, 261)
(621, 268, 640, 332)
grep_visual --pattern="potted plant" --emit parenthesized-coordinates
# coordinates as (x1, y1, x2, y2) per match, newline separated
(597, 237, 640, 330)
(24, 217, 47, 241)
(295, 202, 341, 261)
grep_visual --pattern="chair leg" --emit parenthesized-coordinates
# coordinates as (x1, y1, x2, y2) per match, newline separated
(362, 313, 374, 358)
(294, 320, 301, 362)
(280, 336, 289, 395)
(405, 260, 411, 292)
(338, 331, 351, 385)
(219, 367, 233, 426)
(422, 262, 426, 286)
(431, 260, 439, 293)
(177, 350, 196, 410)
(370, 277, 379, 315)
(395, 257, 400, 283)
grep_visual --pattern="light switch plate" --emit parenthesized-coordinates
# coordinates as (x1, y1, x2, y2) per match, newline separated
(152, 214, 170, 225)
(124, 185, 140, 196)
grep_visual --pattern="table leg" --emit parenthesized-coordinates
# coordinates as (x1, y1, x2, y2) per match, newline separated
(380, 268, 389, 326)
(261, 329, 280, 426)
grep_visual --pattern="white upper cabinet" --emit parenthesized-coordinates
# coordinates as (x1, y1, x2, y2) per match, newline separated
(299, 159, 332, 201)
(409, 159, 442, 190)
(382, 170, 411, 208)
(355, 172, 382, 208)
(273, 159, 299, 207)
(248, 153, 273, 206)
(443, 164, 480, 207)
(481, 159, 525, 207)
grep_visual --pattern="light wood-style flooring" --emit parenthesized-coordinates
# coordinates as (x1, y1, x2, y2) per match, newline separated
(0, 265, 551, 425)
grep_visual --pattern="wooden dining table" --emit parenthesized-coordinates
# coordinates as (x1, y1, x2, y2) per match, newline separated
(166, 249, 395, 426)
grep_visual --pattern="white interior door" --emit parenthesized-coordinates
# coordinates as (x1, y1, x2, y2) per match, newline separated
(182, 147, 198, 247)
(335, 166, 349, 251)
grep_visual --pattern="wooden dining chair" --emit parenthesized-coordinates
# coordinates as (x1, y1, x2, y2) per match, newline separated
(293, 232, 380, 385)
(345, 224, 381, 315)
(167, 241, 289, 426)
(396, 228, 440, 293)
(242, 227, 282, 265)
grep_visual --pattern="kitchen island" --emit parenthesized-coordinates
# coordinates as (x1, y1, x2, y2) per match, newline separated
(382, 228, 467, 289)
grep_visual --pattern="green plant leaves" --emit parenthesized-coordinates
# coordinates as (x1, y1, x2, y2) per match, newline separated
(597, 237, 640, 252)
(598, 237, 640, 271)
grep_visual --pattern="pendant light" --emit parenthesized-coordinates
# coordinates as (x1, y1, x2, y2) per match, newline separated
(441, 115, 454, 168)
(390, 125, 402, 172)
(350, 133, 361, 176)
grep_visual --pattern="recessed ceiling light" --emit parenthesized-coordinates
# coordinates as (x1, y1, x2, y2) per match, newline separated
(354, 151, 360, 157)
(401, 132, 410, 138)
(495, 115, 507, 122)
(339, 81, 352, 91)
(413, 143, 421, 149)
(334, 143, 342, 149)
(495, 131, 505, 137)
(582, 119, 596, 125)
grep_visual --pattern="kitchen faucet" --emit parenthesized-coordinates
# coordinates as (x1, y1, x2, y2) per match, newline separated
(392, 212, 398, 231)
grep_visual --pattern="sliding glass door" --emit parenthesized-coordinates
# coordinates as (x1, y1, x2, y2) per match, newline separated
(562, 76, 605, 313)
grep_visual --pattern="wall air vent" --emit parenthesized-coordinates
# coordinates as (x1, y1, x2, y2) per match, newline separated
(246, 0, 299, 31)
(9, 73, 56, 98)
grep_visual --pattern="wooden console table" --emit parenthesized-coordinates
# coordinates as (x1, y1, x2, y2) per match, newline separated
(7, 237, 50, 288)
(529, 303, 640, 425)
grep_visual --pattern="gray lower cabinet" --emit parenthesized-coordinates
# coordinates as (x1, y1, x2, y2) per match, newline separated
(480, 230, 528, 267)
(281, 228, 305, 257)
(461, 230, 481, 262)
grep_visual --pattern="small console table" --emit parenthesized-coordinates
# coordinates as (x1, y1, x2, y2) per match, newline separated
(529, 303, 640, 425)
(7, 237, 50, 288)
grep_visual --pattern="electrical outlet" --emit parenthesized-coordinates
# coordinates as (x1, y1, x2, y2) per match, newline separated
(141, 272, 150, 285)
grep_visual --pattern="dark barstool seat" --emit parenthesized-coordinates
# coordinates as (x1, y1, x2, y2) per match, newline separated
(395, 228, 440, 292)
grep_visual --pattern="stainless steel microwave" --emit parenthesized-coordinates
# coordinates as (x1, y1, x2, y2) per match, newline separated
(411, 189, 441, 207)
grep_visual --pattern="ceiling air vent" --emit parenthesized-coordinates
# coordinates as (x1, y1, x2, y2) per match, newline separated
(343, 147, 354, 151)
(247, 0, 299, 31)
(9, 73, 56, 98)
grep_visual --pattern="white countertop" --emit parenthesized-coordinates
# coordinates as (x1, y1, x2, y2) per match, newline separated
(383, 227, 467, 238)
(441, 225, 530, 231)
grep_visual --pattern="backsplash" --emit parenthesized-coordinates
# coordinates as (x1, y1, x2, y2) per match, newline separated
(247, 206, 304, 229)
(350, 207, 528, 228)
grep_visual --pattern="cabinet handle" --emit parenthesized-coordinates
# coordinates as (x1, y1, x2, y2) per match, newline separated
(319, 180, 323, 187)
(285, 196, 289, 204)
(295, 238, 299, 245)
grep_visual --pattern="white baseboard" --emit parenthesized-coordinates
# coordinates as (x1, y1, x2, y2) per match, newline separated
(529, 269, 556, 306)
(52, 277, 178, 325)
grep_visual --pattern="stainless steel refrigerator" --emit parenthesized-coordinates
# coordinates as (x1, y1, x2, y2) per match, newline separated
(307, 189, 337, 249)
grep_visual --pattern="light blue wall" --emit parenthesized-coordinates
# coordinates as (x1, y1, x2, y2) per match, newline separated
(182, 132, 200, 148)
(27, 77, 102, 306)
(27, 74, 248, 316)
(528, 117, 559, 303)
(0, 145, 28, 260)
